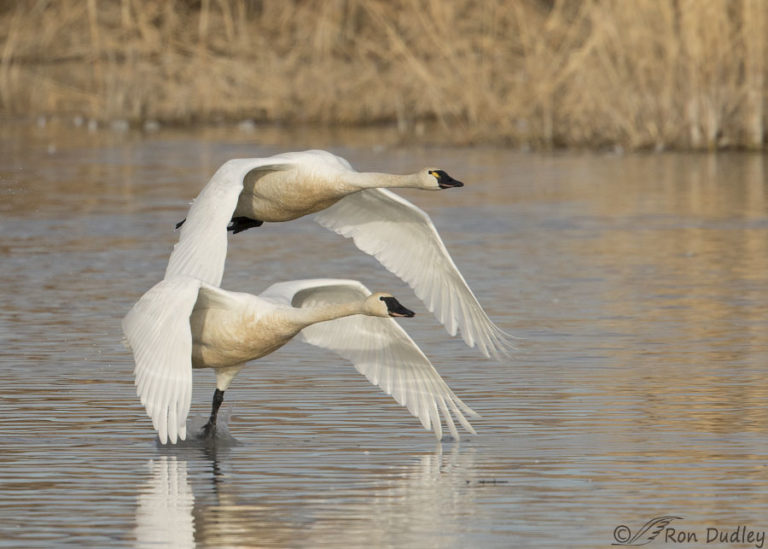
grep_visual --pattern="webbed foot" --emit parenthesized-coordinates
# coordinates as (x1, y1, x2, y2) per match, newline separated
(198, 388, 225, 440)
(228, 217, 263, 234)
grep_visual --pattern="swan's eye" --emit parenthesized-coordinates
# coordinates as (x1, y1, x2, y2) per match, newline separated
(431, 169, 464, 189)
(379, 296, 386, 301)
(430, 169, 451, 181)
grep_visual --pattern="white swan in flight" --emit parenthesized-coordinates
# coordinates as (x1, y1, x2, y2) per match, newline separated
(122, 276, 479, 444)
(166, 150, 512, 360)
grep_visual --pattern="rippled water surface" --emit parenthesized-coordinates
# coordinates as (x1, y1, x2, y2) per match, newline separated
(2, 123, 768, 548)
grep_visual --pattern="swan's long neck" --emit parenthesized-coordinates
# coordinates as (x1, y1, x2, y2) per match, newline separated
(343, 171, 423, 191)
(283, 301, 367, 330)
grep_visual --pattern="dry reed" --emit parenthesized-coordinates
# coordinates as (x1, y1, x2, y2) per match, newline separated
(1, 0, 766, 149)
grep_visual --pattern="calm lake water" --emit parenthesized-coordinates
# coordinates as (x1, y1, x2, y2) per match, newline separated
(1, 121, 767, 548)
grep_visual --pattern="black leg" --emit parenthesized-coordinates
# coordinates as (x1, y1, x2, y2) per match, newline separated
(227, 216, 264, 234)
(201, 388, 225, 439)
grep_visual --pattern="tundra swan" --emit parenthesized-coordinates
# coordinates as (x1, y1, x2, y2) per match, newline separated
(122, 276, 479, 444)
(166, 149, 512, 360)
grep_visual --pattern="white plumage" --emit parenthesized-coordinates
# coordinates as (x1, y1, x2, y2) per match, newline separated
(123, 277, 478, 444)
(123, 277, 197, 444)
(164, 149, 512, 359)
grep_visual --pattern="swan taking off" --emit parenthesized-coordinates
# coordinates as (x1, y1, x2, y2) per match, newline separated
(166, 149, 512, 360)
(122, 277, 479, 444)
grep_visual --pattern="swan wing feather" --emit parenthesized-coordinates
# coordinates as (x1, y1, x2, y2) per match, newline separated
(314, 188, 513, 360)
(122, 276, 202, 444)
(263, 278, 479, 439)
(164, 159, 289, 286)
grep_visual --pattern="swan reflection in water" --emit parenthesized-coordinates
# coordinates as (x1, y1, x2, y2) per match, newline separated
(133, 442, 482, 547)
(134, 456, 196, 549)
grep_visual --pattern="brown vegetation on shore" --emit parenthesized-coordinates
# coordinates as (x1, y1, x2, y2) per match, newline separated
(1, 0, 766, 149)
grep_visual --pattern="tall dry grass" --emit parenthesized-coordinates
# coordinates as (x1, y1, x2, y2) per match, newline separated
(1, 0, 766, 149)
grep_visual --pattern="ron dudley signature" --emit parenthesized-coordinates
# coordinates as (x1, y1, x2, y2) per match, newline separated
(612, 516, 766, 548)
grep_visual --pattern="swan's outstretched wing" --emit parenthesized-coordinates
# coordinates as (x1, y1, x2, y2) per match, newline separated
(164, 158, 289, 286)
(122, 276, 202, 444)
(261, 278, 479, 440)
(314, 188, 513, 360)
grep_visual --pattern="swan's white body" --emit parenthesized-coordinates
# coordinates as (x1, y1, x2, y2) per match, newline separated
(122, 277, 478, 444)
(165, 149, 512, 359)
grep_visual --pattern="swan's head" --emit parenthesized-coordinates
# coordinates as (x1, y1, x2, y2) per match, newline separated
(423, 169, 464, 191)
(365, 292, 416, 318)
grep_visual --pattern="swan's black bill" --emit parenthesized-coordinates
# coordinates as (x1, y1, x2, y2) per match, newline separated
(176, 218, 186, 229)
(431, 169, 464, 189)
(381, 296, 415, 318)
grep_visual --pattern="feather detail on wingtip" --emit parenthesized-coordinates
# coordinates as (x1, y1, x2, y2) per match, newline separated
(315, 188, 514, 360)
